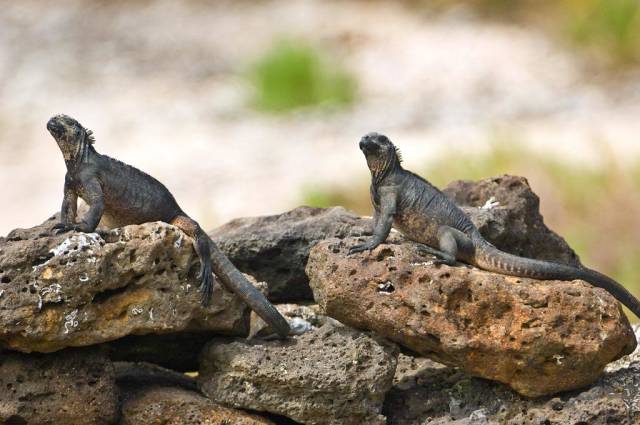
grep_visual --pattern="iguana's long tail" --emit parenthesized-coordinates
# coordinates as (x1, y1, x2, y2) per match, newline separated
(171, 214, 290, 338)
(206, 236, 290, 338)
(472, 236, 640, 318)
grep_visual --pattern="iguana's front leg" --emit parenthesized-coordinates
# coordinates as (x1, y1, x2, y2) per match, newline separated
(53, 175, 78, 233)
(54, 178, 104, 233)
(349, 187, 396, 254)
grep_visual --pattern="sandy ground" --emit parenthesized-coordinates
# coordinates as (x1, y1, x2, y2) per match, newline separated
(2, 0, 640, 235)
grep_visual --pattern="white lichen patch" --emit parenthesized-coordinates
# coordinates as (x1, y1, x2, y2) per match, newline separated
(63, 309, 79, 334)
(553, 354, 564, 365)
(480, 196, 500, 210)
(131, 305, 144, 316)
(41, 283, 63, 302)
(50, 233, 103, 257)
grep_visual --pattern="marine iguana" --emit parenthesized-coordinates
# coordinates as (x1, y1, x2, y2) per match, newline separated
(46, 114, 290, 337)
(350, 132, 640, 318)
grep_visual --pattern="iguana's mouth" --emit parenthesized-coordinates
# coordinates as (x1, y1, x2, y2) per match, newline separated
(359, 138, 378, 153)
(46, 118, 64, 137)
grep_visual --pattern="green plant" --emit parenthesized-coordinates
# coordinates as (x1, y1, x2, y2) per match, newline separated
(564, 0, 640, 64)
(247, 39, 356, 113)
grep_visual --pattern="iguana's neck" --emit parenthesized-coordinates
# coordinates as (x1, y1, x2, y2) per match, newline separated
(368, 155, 402, 186)
(65, 138, 96, 174)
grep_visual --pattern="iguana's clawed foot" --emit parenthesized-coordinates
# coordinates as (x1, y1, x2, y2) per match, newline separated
(198, 262, 216, 307)
(415, 244, 456, 266)
(349, 242, 375, 255)
(52, 222, 89, 234)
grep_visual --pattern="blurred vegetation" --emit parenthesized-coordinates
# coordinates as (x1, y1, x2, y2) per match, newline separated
(564, 0, 640, 65)
(422, 0, 640, 66)
(300, 137, 640, 320)
(247, 39, 356, 113)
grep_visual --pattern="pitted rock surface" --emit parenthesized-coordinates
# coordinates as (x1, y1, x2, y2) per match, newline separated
(0, 216, 254, 352)
(0, 347, 118, 425)
(198, 323, 398, 425)
(210, 206, 373, 302)
(385, 331, 640, 425)
(120, 385, 275, 425)
(306, 237, 636, 397)
(443, 175, 581, 266)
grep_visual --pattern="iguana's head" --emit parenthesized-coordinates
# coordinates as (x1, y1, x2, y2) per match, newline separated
(47, 114, 95, 162)
(359, 132, 402, 178)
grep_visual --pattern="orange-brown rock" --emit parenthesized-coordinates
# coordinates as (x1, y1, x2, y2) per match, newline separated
(0, 216, 255, 353)
(306, 236, 637, 397)
(120, 385, 275, 425)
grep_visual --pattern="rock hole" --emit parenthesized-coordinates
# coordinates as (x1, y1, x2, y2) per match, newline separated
(376, 247, 395, 261)
(4, 416, 27, 425)
(349, 269, 357, 276)
(1, 276, 11, 284)
(377, 281, 395, 293)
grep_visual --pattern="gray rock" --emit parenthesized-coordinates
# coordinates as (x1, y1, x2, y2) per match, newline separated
(210, 206, 373, 302)
(443, 174, 580, 266)
(0, 347, 118, 425)
(385, 325, 640, 424)
(0, 216, 255, 353)
(198, 323, 398, 425)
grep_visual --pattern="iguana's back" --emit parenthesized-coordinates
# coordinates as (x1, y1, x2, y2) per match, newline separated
(91, 154, 183, 228)
(392, 170, 477, 246)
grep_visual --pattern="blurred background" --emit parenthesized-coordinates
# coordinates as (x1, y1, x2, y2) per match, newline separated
(1, 0, 640, 316)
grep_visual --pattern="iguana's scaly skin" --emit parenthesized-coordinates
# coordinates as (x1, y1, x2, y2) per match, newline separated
(47, 114, 289, 337)
(351, 132, 640, 319)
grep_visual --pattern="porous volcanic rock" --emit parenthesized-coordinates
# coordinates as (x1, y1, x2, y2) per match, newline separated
(306, 237, 636, 397)
(210, 206, 373, 302)
(120, 385, 275, 425)
(0, 347, 118, 425)
(198, 323, 398, 425)
(443, 175, 580, 266)
(385, 327, 640, 425)
(0, 216, 256, 353)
